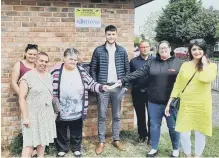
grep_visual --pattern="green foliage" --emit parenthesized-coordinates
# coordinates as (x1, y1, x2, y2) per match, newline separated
(155, 0, 201, 44)
(134, 36, 141, 46)
(216, 22, 219, 38)
(10, 133, 23, 156)
(155, 0, 219, 46)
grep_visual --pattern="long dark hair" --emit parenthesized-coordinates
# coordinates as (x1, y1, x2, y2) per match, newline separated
(188, 39, 207, 72)
(24, 44, 38, 59)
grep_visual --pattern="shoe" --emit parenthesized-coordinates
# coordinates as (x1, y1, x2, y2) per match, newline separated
(31, 149, 37, 157)
(111, 141, 126, 151)
(56, 151, 66, 157)
(146, 149, 158, 157)
(147, 139, 151, 145)
(170, 149, 180, 157)
(138, 136, 146, 143)
(74, 151, 82, 158)
(95, 143, 105, 155)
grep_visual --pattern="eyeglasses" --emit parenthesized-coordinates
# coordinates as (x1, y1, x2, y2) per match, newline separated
(190, 39, 205, 44)
(139, 46, 150, 49)
(159, 47, 169, 50)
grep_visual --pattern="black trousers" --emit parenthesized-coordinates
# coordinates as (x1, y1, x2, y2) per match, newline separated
(131, 88, 150, 140)
(55, 118, 83, 152)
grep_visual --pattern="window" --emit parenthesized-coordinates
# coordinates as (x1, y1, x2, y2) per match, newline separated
(214, 42, 219, 51)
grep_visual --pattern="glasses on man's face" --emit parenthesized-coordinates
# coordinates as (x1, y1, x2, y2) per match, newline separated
(139, 46, 150, 49)
(190, 39, 205, 44)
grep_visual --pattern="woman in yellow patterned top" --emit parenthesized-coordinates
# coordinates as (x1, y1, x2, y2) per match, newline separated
(165, 39, 217, 157)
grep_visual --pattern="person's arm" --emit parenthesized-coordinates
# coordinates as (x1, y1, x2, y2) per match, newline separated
(121, 60, 151, 85)
(90, 49, 98, 82)
(199, 63, 217, 83)
(11, 62, 20, 95)
(165, 63, 184, 116)
(19, 80, 30, 127)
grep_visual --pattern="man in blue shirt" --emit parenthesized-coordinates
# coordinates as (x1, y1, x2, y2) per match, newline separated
(129, 40, 154, 144)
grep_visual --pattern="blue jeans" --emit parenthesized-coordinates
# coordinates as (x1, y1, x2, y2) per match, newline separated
(148, 101, 180, 150)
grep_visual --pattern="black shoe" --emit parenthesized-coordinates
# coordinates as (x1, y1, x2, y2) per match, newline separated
(147, 139, 151, 145)
(146, 150, 158, 157)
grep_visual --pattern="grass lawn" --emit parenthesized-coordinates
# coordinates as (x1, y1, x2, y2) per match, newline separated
(43, 127, 219, 157)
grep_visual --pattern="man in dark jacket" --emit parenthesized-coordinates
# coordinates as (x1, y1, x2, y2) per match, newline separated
(90, 25, 130, 155)
(129, 40, 154, 144)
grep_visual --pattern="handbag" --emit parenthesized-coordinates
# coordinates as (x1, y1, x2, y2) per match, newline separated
(170, 71, 197, 110)
(32, 71, 60, 113)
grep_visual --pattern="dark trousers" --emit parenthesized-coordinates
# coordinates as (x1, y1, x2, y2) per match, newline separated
(55, 118, 83, 152)
(131, 88, 150, 140)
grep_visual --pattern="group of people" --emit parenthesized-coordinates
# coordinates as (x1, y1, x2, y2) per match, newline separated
(11, 25, 217, 157)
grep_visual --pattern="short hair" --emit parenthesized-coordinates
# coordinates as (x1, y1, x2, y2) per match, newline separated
(36, 52, 49, 61)
(158, 40, 171, 48)
(105, 25, 117, 33)
(139, 40, 151, 47)
(63, 48, 80, 57)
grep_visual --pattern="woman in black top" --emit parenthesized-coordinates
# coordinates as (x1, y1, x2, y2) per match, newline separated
(117, 41, 182, 157)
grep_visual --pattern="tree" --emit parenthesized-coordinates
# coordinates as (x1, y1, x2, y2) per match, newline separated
(216, 22, 219, 39)
(134, 36, 141, 47)
(155, 0, 201, 45)
(140, 11, 162, 40)
(184, 7, 219, 50)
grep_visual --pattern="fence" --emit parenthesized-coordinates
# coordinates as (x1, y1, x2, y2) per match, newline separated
(210, 59, 219, 91)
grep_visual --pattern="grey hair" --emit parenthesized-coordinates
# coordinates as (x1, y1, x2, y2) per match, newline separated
(63, 48, 80, 57)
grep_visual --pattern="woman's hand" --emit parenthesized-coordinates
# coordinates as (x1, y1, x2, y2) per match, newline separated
(165, 105, 170, 117)
(23, 118, 30, 127)
(102, 85, 110, 92)
(201, 55, 208, 66)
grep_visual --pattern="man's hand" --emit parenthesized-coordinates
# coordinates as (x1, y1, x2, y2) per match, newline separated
(102, 85, 110, 91)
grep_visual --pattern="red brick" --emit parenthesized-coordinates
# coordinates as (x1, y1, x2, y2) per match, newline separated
(46, 17, 60, 22)
(13, 6, 28, 11)
(5, 11, 21, 16)
(1, 5, 13, 11)
(68, 3, 81, 7)
(1, 16, 13, 21)
(37, 1, 51, 6)
(45, 7, 60, 12)
(29, 7, 44, 11)
(53, 13, 67, 17)
(61, 18, 74, 22)
(53, 2, 67, 7)
(21, 1, 37, 6)
(13, 17, 29, 21)
(22, 22, 37, 27)
(38, 12, 52, 17)
(3, 0, 20, 5)
(46, 28, 60, 32)
(30, 17, 45, 22)
(31, 28, 45, 32)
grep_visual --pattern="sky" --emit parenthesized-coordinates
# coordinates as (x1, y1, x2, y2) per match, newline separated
(134, 0, 219, 35)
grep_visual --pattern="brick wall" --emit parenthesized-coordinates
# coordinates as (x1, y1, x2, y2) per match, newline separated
(1, 0, 135, 148)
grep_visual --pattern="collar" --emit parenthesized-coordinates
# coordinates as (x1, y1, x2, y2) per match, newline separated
(137, 54, 153, 61)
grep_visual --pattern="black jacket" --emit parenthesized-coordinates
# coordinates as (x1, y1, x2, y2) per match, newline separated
(130, 55, 155, 90)
(122, 54, 182, 104)
(90, 42, 130, 87)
